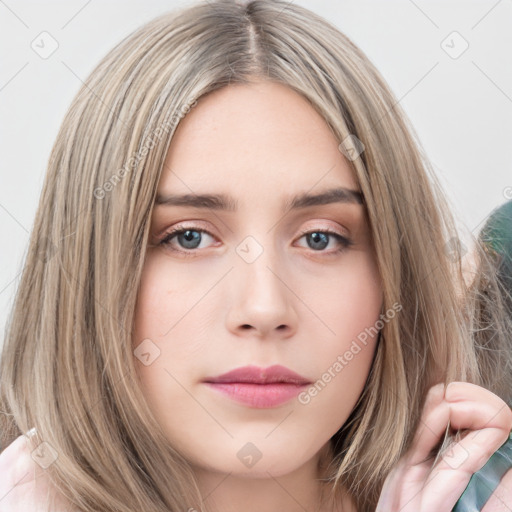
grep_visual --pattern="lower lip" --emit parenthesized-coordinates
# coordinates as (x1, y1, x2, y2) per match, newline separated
(204, 382, 309, 408)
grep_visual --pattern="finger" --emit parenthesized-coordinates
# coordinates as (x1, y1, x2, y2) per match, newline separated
(407, 383, 512, 468)
(436, 396, 512, 475)
(413, 428, 511, 511)
(445, 382, 512, 424)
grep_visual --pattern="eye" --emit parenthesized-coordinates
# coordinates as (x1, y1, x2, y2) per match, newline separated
(158, 225, 217, 257)
(156, 224, 354, 258)
(295, 228, 353, 255)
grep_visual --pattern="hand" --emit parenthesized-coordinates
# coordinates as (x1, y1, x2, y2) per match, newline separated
(0, 432, 74, 512)
(375, 382, 512, 512)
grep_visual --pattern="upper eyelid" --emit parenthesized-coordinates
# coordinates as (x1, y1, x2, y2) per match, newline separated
(152, 205, 361, 234)
(161, 222, 348, 236)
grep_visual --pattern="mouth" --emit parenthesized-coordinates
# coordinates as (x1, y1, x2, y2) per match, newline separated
(203, 365, 312, 408)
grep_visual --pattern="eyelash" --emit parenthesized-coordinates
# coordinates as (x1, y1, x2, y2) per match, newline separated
(157, 224, 354, 259)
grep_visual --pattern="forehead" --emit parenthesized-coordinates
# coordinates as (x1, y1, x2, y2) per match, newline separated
(158, 81, 360, 199)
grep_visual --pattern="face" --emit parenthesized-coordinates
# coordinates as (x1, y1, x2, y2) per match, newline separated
(132, 81, 383, 479)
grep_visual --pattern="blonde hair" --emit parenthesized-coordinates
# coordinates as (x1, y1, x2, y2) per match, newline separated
(1, 1, 511, 511)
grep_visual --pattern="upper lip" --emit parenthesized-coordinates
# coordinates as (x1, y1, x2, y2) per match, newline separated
(203, 365, 311, 385)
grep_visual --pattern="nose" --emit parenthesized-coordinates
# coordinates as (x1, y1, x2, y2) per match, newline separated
(225, 242, 298, 339)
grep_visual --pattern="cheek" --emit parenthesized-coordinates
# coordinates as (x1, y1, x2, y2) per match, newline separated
(131, 255, 199, 427)
(131, 254, 203, 402)
(297, 336, 379, 437)
(133, 254, 168, 344)
(132, 251, 206, 347)
(302, 249, 382, 337)
(296, 251, 382, 405)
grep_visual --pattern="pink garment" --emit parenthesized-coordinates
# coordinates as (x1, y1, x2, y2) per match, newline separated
(0, 433, 74, 512)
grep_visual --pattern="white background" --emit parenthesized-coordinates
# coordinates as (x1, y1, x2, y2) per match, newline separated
(1, 0, 511, 350)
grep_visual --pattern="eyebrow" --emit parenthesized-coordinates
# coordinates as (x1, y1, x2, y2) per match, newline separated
(155, 187, 364, 211)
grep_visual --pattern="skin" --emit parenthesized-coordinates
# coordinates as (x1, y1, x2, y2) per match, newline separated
(132, 80, 383, 512)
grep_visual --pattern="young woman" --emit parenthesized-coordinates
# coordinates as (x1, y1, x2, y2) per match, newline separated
(1, 1, 511, 511)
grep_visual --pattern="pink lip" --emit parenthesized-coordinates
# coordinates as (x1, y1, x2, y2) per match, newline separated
(203, 365, 311, 408)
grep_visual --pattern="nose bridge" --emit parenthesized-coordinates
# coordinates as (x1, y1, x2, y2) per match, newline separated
(226, 230, 297, 335)
(235, 232, 285, 295)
